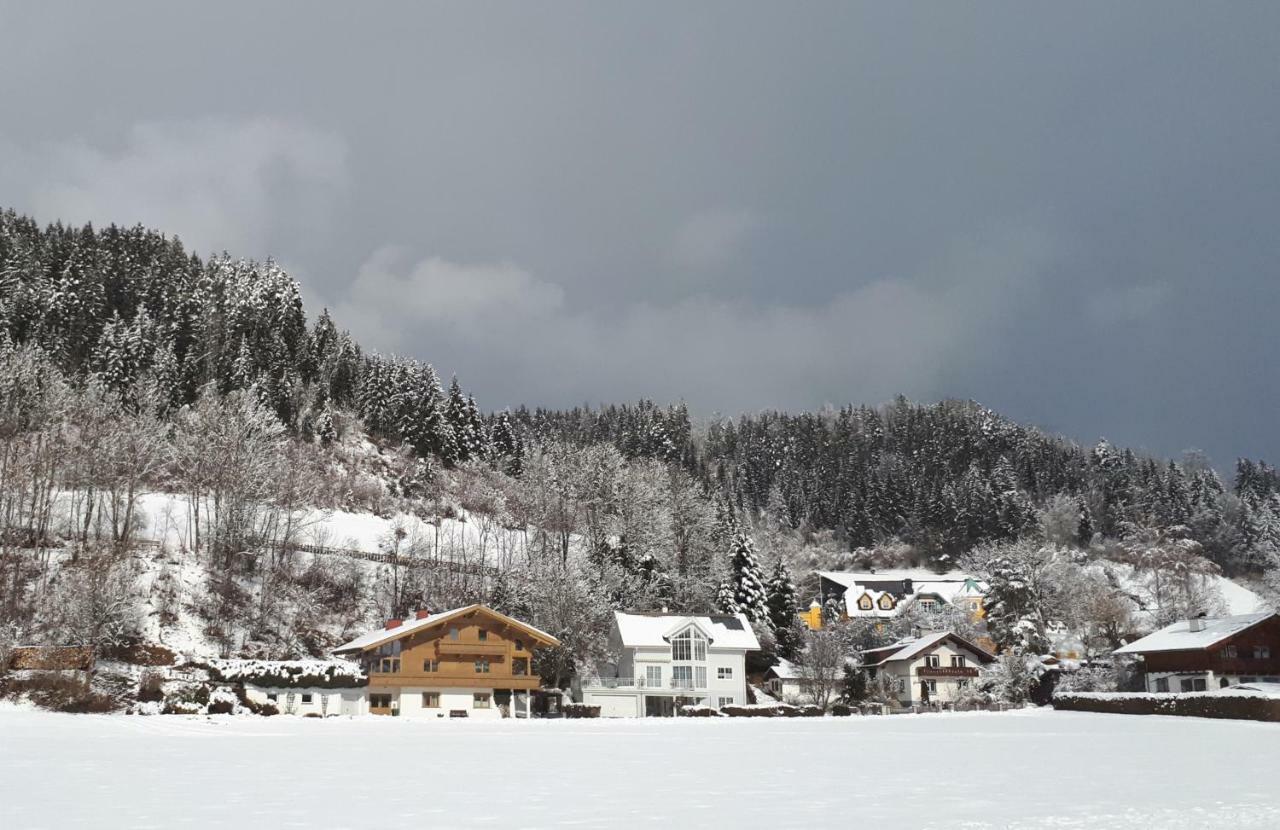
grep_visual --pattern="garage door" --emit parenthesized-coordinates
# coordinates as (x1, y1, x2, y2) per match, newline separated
(593, 694, 640, 718)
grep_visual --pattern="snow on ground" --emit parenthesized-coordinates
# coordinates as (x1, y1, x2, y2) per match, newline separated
(2, 709, 1279, 829)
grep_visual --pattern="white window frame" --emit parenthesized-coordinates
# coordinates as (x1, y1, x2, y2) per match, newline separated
(473, 693, 491, 709)
(926, 654, 941, 669)
(951, 655, 967, 668)
(717, 666, 732, 679)
(717, 696, 734, 709)
(645, 665, 662, 687)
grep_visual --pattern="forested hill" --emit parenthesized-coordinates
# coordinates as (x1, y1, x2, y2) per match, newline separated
(3, 208, 1279, 579)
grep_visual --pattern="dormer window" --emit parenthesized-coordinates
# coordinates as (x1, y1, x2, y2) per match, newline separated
(858, 595, 873, 610)
(671, 627, 707, 661)
(878, 595, 895, 611)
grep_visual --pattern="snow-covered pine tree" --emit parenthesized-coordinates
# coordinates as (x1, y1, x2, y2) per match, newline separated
(728, 531, 769, 625)
(765, 558, 800, 659)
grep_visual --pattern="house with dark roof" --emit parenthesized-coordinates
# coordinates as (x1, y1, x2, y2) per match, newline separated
(1114, 612, 1280, 693)
(579, 611, 760, 716)
(862, 631, 996, 707)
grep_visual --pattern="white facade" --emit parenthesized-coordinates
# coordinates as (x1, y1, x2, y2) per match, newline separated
(1140, 670, 1280, 694)
(244, 686, 367, 716)
(864, 632, 994, 707)
(582, 612, 759, 716)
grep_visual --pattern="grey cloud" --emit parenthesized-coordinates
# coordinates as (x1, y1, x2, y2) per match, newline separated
(1, 2, 1278, 466)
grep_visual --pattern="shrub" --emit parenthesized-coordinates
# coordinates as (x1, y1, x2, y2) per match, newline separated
(137, 670, 166, 703)
(795, 705, 824, 717)
(678, 704, 722, 718)
(102, 641, 177, 667)
(563, 703, 601, 719)
(831, 703, 852, 717)
(5, 672, 121, 713)
(721, 703, 799, 718)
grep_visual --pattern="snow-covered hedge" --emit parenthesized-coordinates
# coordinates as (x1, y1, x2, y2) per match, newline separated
(677, 704, 723, 718)
(1054, 691, 1280, 722)
(720, 703, 824, 718)
(198, 659, 366, 689)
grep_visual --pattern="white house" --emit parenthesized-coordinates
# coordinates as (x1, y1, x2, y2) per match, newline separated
(818, 570, 986, 621)
(861, 631, 995, 707)
(580, 611, 760, 717)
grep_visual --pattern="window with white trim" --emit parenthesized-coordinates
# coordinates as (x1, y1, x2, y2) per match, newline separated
(951, 655, 967, 668)
(422, 692, 440, 708)
(473, 693, 491, 709)
(645, 665, 662, 687)
(672, 665, 693, 688)
(1180, 677, 1207, 692)
(923, 680, 937, 694)
(1154, 677, 1169, 692)
(718, 697, 734, 708)
(301, 693, 313, 704)
(1254, 646, 1271, 660)
(717, 667, 732, 679)
(926, 654, 941, 668)
(671, 627, 708, 661)
(474, 658, 491, 674)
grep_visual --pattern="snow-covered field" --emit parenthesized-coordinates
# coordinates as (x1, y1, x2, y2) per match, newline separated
(2, 708, 1279, 829)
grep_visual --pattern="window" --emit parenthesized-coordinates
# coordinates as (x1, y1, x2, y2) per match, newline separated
(1180, 677, 1207, 692)
(266, 692, 278, 702)
(1154, 677, 1170, 693)
(695, 666, 707, 688)
(717, 667, 733, 679)
(378, 657, 400, 674)
(671, 627, 707, 661)
(449, 626, 459, 640)
(422, 693, 440, 708)
(672, 665, 693, 688)
(878, 595, 895, 610)
(423, 659, 439, 672)
(474, 658, 490, 674)
(958, 679, 970, 690)
(926, 655, 941, 668)
(301, 693, 313, 704)
(919, 598, 937, 611)
(1221, 645, 1238, 659)
(951, 655, 967, 668)
(645, 665, 662, 687)
(477, 629, 488, 641)
(513, 657, 528, 676)
(473, 693, 491, 709)
(718, 697, 734, 708)
(369, 693, 393, 708)
(1254, 646, 1271, 660)
(858, 595, 873, 610)
(515, 640, 525, 652)
(924, 680, 937, 694)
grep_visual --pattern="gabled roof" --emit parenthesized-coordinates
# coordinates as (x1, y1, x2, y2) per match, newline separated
(862, 631, 996, 668)
(333, 605, 559, 655)
(614, 611, 760, 651)
(1114, 612, 1277, 655)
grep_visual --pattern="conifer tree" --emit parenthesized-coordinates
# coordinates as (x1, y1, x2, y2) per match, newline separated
(728, 531, 769, 625)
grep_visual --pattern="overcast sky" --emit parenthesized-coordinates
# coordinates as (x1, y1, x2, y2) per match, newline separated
(1, 3, 1278, 467)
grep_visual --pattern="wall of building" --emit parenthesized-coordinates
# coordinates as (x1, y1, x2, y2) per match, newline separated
(244, 686, 366, 716)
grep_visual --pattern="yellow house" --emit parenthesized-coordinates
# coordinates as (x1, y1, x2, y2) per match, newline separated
(798, 601, 824, 631)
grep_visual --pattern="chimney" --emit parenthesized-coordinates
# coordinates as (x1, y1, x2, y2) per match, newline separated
(1188, 613, 1207, 633)
(416, 609, 431, 620)
(385, 618, 403, 630)
(903, 578, 914, 595)
(911, 626, 922, 640)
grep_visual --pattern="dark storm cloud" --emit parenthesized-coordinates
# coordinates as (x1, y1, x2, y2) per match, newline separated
(0, 2, 1277, 467)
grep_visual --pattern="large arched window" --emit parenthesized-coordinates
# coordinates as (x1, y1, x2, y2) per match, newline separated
(670, 626, 708, 690)
(671, 627, 707, 661)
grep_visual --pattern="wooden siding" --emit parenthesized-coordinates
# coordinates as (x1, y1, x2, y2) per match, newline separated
(363, 607, 545, 689)
(1138, 616, 1280, 674)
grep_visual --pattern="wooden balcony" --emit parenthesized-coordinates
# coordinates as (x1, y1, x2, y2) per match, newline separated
(916, 666, 979, 678)
(437, 642, 509, 657)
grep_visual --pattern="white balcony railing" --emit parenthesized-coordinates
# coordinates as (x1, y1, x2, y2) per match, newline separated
(582, 677, 705, 691)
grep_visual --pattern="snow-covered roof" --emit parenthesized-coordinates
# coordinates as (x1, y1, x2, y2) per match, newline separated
(614, 611, 760, 651)
(1221, 682, 1280, 698)
(764, 657, 802, 680)
(333, 605, 559, 654)
(1113, 612, 1277, 655)
(818, 570, 975, 588)
(862, 631, 995, 667)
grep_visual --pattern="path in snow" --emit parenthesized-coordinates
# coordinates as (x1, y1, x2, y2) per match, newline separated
(1, 708, 1278, 829)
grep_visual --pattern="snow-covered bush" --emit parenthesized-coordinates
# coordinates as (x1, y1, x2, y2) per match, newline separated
(200, 659, 365, 689)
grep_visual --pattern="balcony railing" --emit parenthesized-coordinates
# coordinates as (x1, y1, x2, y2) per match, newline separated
(582, 677, 706, 691)
(916, 666, 979, 678)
